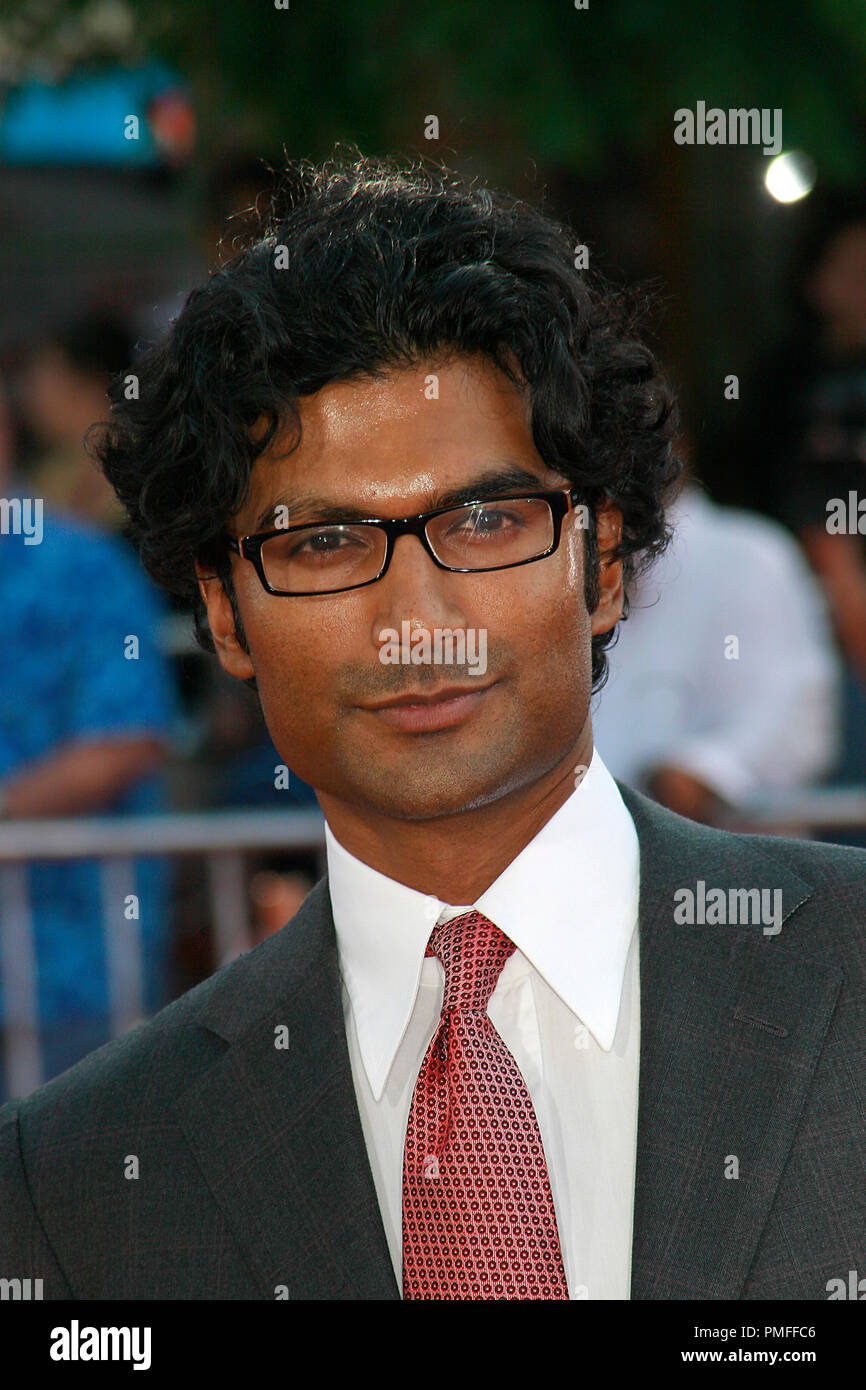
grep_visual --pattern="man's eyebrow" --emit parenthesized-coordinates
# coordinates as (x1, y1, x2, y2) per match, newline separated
(250, 464, 553, 532)
(434, 466, 552, 510)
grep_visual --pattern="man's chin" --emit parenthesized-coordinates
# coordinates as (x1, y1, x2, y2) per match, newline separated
(337, 749, 531, 822)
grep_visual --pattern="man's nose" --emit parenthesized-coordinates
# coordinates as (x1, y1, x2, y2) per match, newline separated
(369, 530, 469, 638)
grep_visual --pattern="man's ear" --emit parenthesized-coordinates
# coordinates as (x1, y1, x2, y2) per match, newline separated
(590, 501, 624, 636)
(195, 560, 256, 681)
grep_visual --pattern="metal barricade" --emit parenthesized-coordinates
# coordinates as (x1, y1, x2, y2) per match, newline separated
(2, 789, 866, 1097)
(0, 810, 326, 1097)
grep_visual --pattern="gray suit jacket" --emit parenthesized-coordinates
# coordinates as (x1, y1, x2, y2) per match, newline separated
(1, 782, 864, 1299)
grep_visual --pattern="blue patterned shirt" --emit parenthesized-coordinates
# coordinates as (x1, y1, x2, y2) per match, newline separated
(0, 502, 178, 1030)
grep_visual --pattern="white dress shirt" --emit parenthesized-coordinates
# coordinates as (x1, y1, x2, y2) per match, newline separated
(324, 747, 641, 1300)
(592, 483, 841, 804)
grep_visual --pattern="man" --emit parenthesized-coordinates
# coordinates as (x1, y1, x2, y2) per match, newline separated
(730, 198, 866, 848)
(0, 374, 177, 1101)
(593, 471, 841, 826)
(18, 312, 133, 532)
(1, 151, 864, 1300)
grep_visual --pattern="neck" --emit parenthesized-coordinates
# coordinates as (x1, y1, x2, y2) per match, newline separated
(318, 724, 594, 904)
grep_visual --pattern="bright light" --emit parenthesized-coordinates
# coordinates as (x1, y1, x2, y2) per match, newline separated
(765, 151, 817, 203)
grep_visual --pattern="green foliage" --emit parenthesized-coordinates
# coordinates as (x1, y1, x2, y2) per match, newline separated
(3, 0, 866, 178)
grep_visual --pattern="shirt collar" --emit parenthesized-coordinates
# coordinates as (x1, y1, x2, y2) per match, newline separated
(325, 748, 640, 1099)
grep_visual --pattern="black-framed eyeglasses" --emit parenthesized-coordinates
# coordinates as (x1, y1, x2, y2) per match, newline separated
(224, 487, 582, 596)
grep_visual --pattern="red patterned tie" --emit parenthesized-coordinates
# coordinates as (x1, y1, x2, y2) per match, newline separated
(402, 910, 569, 1299)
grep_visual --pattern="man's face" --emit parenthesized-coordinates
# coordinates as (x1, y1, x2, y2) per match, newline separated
(200, 354, 622, 821)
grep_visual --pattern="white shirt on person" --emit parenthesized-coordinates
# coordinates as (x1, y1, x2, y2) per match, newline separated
(324, 746, 640, 1300)
(592, 484, 841, 804)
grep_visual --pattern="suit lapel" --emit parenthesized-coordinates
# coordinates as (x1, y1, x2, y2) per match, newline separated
(173, 880, 400, 1300)
(617, 782, 844, 1299)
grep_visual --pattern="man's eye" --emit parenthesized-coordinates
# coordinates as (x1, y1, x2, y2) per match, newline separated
(287, 528, 371, 560)
(451, 506, 524, 536)
(294, 531, 347, 554)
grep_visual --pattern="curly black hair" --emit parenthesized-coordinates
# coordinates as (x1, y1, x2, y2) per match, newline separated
(96, 144, 682, 693)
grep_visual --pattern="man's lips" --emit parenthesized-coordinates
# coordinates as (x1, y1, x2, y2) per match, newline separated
(363, 683, 493, 710)
(358, 682, 497, 731)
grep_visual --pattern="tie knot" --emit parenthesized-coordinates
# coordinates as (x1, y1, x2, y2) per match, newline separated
(425, 910, 515, 1012)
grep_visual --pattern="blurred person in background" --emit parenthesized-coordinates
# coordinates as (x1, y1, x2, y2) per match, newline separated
(248, 869, 314, 945)
(17, 310, 131, 533)
(734, 196, 866, 845)
(592, 451, 841, 826)
(0, 373, 179, 1101)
